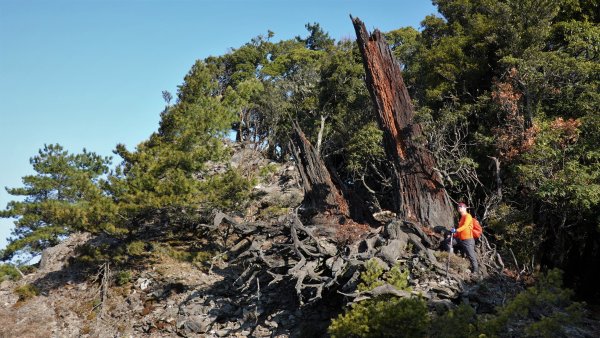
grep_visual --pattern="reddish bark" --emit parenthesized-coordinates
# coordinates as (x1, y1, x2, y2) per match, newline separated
(352, 17, 454, 228)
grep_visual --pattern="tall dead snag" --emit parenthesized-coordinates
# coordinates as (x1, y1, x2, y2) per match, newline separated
(290, 122, 349, 218)
(352, 17, 454, 229)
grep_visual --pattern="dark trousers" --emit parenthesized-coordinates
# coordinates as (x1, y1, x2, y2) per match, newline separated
(443, 237, 479, 273)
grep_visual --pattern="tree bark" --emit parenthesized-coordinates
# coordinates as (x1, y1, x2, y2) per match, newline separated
(290, 122, 349, 217)
(352, 16, 454, 229)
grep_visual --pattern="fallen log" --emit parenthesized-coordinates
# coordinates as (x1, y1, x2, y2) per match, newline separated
(339, 283, 431, 303)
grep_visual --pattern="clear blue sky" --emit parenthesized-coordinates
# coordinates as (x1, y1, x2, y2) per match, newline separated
(0, 0, 437, 251)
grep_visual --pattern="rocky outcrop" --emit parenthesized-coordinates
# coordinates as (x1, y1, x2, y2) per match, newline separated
(0, 147, 504, 338)
(38, 232, 92, 273)
(0, 214, 493, 337)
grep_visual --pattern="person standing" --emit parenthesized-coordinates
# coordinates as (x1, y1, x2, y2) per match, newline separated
(451, 202, 479, 274)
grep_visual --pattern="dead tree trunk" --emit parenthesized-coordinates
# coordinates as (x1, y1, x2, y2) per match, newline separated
(352, 17, 454, 229)
(290, 122, 349, 218)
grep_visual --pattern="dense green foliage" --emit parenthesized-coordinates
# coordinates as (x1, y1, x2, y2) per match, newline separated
(14, 283, 39, 302)
(329, 297, 429, 338)
(356, 259, 386, 292)
(434, 269, 584, 337)
(1, 0, 598, 305)
(392, 0, 600, 298)
(0, 144, 114, 260)
(332, 268, 583, 337)
(2, 53, 256, 260)
(429, 303, 478, 338)
(479, 269, 585, 337)
(0, 263, 22, 282)
(329, 260, 428, 338)
(356, 259, 411, 292)
(109, 59, 250, 232)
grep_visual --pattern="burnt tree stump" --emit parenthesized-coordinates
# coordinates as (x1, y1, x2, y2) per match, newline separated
(290, 122, 349, 218)
(352, 16, 454, 229)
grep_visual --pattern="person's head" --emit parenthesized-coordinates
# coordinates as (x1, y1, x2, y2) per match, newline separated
(457, 202, 468, 215)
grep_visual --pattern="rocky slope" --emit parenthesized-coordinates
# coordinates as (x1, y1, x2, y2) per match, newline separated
(2, 146, 595, 337)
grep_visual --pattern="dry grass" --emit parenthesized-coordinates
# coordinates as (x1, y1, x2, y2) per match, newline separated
(0, 300, 58, 338)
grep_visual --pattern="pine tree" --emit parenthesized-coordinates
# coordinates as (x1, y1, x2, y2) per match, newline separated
(1, 144, 114, 260)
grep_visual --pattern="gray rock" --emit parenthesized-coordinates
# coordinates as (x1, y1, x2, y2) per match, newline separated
(182, 315, 213, 334)
(218, 301, 235, 315)
(216, 329, 231, 337)
(265, 319, 278, 328)
(39, 232, 92, 272)
(230, 148, 264, 169)
(136, 278, 152, 291)
(358, 236, 380, 254)
(0, 280, 12, 290)
(385, 220, 405, 240)
(340, 265, 362, 292)
(431, 299, 454, 314)
(161, 307, 179, 321)
(377, 239, 407, 264)
(426, 249, 440, 265)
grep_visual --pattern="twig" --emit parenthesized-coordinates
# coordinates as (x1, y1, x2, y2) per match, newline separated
(92, 262, 111, 319)
(509, 248, 521, 280)
(254, 277, 260, 324)
(14, 266, 25, 278)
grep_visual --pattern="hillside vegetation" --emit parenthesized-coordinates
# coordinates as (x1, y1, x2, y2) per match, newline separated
(1, 0, 599, 337)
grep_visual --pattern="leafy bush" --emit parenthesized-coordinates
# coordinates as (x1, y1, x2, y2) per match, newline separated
(357, 258, 385, 292)
(357, 259, 411, 292)
(19, 264, 38, 275)
(116, 270, 132, 286)
(158, 243, 215, 267)
(329, 262, 588, 338)
(126, 240, 147, 256)
(201, 168, 254, 211)
(258, 163, 279, 181)
(436, 251, 470, 274)
(75, 243, 127, 266)
(480, 269, 584, 337)
(14, 283, 39, 301)
(486, 203, 543, 267)
(0, 264, 22, 282)
(429, 303, 478, 338)
(384, 264, 411, 291)
(345, 122, 385, 176)
(190, 250, 216, 266)
(0, 144, 115, 261)
(258, 205, 289, 219)
(329, 297, 429, 338)
(330, 259, 426, 337)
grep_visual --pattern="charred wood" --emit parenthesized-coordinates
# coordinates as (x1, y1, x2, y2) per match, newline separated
(290, 122, 349, 218)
